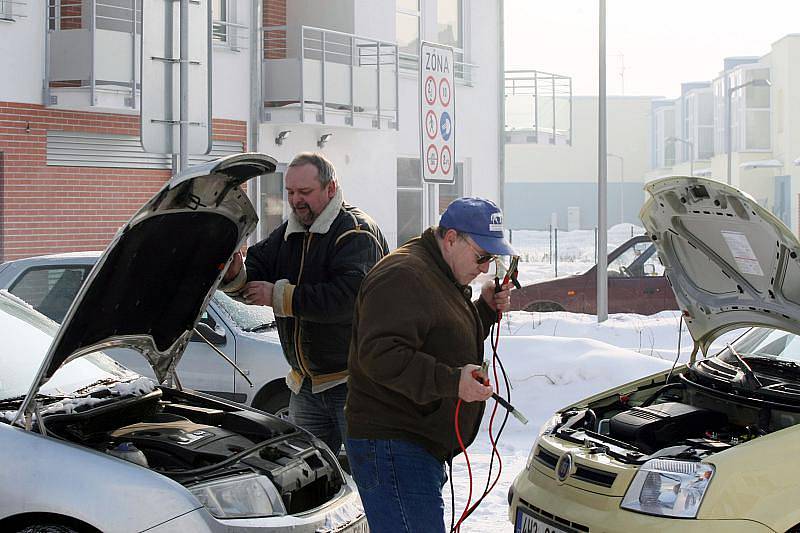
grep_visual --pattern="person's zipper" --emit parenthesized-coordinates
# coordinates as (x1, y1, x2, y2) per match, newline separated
(293, 232, 314, 378)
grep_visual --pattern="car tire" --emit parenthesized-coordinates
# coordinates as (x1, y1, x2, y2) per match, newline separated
(523, 301, 565, 313)
(18, 526, 79, 533)
(254, 388, 291, 420)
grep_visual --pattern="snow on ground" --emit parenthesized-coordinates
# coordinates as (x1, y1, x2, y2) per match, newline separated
(447, 225, 745, 532)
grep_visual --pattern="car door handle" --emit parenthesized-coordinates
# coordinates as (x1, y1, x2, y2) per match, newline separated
(643, 288, 658, 294)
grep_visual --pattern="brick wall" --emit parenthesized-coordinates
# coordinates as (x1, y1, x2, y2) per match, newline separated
(0, 102, 246, 261)
(263, 0, 287, 59)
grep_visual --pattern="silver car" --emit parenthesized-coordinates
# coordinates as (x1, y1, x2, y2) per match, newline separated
(0, 154, 368, 533)
(0, 253, 292, 416)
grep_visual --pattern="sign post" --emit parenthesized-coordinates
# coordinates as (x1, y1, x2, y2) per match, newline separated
(420, 42, 455, 184)
(141, 0, 212, 170)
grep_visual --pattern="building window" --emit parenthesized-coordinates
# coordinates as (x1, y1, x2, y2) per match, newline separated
(397, 158, 423, 247)
(437, 163, 464, 214)
(437, 0, 462, 49)
(396, 0, 420, 57)
(258, 170, 286, 241)
(212, 0, 228, 43)
(437, 0, 467, 79)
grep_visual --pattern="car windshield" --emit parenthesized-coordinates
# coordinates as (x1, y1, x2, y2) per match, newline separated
(0, 291, 136, 402)
(212, 290, 275, 331)
(726, 327, 800, 364)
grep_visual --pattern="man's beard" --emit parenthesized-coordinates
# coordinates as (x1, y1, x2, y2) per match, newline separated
(292, 204, 317, 226)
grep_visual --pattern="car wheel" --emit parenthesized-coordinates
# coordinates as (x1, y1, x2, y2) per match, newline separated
(18, 526, 79, 533)
(254, 388, 291, 420)
(523, 301, 565, 313)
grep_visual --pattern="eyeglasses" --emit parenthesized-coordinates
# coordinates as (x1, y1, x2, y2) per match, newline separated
(462, 236, 495, 265)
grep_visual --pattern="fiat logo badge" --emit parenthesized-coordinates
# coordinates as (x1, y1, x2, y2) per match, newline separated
(555, 452, 574, 483)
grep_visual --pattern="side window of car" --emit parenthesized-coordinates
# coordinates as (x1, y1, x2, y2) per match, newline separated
(9, 267, 89, 323)
(607, 248, 636, 277)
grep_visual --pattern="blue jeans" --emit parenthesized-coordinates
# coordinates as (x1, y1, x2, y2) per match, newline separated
(289, 381, 348, 454)
(346, 438, 447, 533)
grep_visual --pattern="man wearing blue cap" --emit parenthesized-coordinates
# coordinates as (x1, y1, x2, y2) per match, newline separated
(345, 197, 514, 533)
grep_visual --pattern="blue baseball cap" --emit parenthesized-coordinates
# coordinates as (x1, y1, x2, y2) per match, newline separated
(439, 197, 515, 256)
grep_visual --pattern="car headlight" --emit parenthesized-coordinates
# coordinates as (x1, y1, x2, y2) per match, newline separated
(189, 473, 287, 518)
(526, 413, 561, 469)
(621, 459, 714, 518)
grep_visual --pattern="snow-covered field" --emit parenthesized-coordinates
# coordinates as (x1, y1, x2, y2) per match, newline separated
(447, 226, 743, 532)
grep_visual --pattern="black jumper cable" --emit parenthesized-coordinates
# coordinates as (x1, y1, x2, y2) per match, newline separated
(449, 256, 527, 532)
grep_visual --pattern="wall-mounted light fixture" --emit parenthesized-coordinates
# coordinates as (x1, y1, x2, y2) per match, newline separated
(317, 133, 333, 148)
(275, 130, 291, 145)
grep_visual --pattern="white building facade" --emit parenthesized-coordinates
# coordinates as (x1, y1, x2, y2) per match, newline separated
(0, 0, 503, 258)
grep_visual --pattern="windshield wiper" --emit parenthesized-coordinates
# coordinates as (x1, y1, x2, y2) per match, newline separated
(244, 321, 276, 333)
(742, 355, 800, 377)
(727, 343, 763, 391)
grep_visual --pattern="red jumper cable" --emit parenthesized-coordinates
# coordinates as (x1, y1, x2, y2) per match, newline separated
(451, 257, 526, 532)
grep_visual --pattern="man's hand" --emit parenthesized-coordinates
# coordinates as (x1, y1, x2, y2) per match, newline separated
(223, 251, 243, 283)
(242, 281, 275, 307)
(458, 364, 493, 402)
(481, 280, 511, 313)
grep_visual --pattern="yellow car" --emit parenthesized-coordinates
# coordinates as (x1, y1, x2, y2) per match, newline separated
(509, 177, 800, 533)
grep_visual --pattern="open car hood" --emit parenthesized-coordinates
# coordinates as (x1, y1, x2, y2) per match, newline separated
(640, 176, 800, 354)
(20, 153, 275, 408)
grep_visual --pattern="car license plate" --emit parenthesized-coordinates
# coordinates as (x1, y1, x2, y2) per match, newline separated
(515, 506, 568, 533)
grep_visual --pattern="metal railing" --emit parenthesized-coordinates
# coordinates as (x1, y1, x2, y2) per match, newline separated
(397, 51, 478, 85)
(46, 0, 142, 107)
(45, 0, 245, 108)
(0, 0, 27, 21)
(505, 69, 573, 145)
(263, 25, 399, 129)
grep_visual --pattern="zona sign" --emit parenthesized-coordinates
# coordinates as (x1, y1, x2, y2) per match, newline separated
(419, 41, 455, 184)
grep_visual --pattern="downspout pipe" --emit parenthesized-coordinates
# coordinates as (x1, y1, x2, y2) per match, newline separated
(248, 0, 263, 246)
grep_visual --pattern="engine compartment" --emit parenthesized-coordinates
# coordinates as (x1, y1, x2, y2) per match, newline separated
(548, 362, 800, 463)
(37, 384, 344, 515)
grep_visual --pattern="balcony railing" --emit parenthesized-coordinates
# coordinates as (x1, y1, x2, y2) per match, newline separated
(44, 0, 244, 109)
(396, 51, 478, 85)
(505, 69, 573, 145)
(262, 25, 399, 130)
(1, 0, 27, 21)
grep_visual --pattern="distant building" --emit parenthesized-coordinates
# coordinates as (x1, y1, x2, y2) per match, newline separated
(649, 35, 800, 234)
(0, 0, 503, 260)
(504, 71, 656, 230)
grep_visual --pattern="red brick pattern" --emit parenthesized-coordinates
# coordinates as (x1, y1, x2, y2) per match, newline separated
(0, 102, 246, 261)
(59, 0, 83, 30)
(263, 0, 287, 59)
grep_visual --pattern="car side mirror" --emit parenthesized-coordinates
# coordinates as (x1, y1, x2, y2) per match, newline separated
(644, 264, 656, 276)
(192, 322, 226, 345)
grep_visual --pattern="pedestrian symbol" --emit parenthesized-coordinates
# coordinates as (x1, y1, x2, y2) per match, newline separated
(425, 110, 438, 139)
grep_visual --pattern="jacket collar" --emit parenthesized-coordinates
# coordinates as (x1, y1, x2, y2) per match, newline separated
(284, 187, 344, 240)
(420, 228, 473, 299)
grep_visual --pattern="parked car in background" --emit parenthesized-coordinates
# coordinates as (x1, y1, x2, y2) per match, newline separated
(509, 235, 678, 315)
(509, 177, 800, 533)
(0, 252, 292, 416)
(0, 153, 368, 533)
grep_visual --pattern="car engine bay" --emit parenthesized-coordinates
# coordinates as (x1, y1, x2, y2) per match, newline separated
(2, 378, 345, 516)
(544, 356, 800, 464)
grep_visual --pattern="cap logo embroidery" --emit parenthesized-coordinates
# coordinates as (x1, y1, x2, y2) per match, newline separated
(489, 212, 503, 232)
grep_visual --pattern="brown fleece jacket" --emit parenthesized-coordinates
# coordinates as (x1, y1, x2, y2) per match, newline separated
(345, 228, 497, 461)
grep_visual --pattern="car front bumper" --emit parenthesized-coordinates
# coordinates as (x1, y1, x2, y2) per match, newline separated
(149, 484, 368, 533)
(508, 467, 776, 533)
